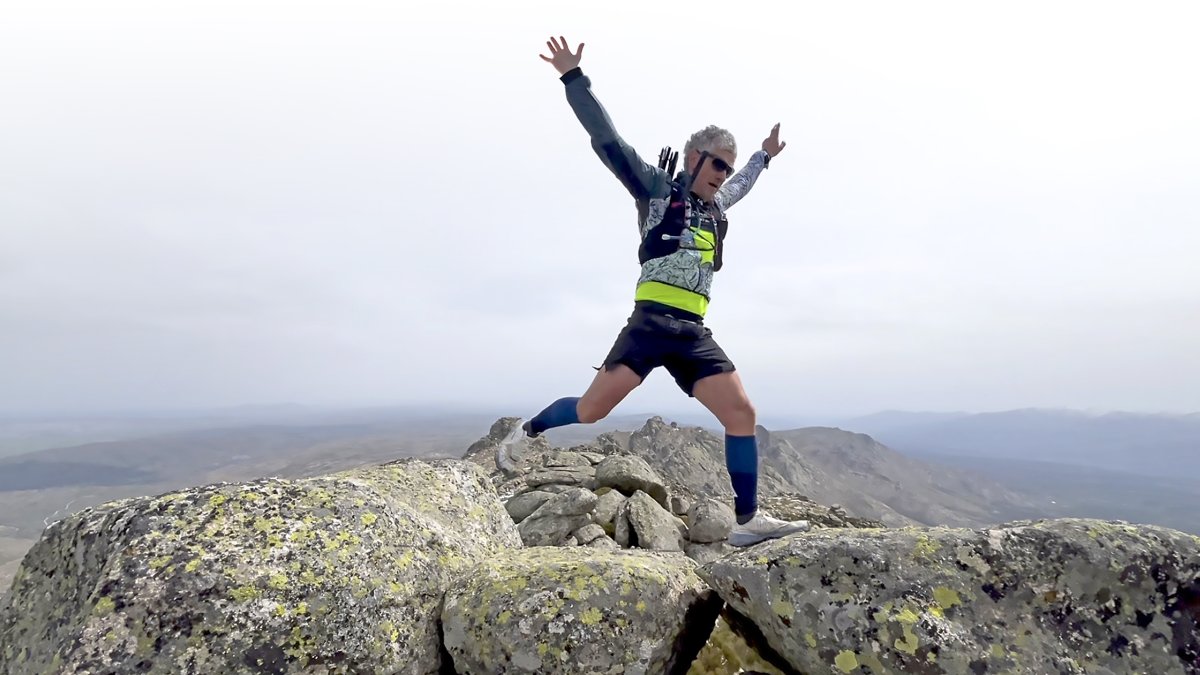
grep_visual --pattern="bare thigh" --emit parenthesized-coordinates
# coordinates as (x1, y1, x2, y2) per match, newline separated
(692, 371, 756, 436)
(576, 364, 643, 423)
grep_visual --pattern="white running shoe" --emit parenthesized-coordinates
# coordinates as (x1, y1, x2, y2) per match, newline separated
(729, 512, 810, 547)
(496, 419, 528, 474)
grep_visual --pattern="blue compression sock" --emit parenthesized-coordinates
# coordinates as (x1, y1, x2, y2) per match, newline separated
(726, 434, 758, 523)
(528, 397, 581, 436)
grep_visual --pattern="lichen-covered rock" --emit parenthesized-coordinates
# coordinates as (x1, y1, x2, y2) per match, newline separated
(624, 491, 687, 552)
(517, 488, 599, 547)
(441, 547, 722, 674)
(687, 499, 735, 544)
(685, 541, 732, 566)
(0, 459, 521, 675)
(543, 451, 593, 468)
(573, 524, 608, 546)
(759, 493, 884, 529)
(505, 490, 554, 523)
(526, 487, 598, 521)
(593, 489, 626, 535)
(519, 514, 593, 548)
(700, 518, 1200, 675)
(524, 467, 597, 491)
(595, 455, 669, 506)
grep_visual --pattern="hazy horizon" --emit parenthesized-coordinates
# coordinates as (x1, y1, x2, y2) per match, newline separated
(1, 401, 1196, 425)
(4, 1, 1198, 418)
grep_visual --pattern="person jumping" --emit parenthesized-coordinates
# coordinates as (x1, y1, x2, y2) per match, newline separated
(507, 35, 808, 547)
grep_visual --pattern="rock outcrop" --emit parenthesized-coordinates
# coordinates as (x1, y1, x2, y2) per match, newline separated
(486, 418, 859, 565)
(442, 547, 719, 674)
(3, 416, 1198, 675)
(0, 459, 520, 674)
(702, 519, 1200, 674)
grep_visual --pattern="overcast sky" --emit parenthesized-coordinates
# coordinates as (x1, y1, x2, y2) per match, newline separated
(2, 0, 1198, 419)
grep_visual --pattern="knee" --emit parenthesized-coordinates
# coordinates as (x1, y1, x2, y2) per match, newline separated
(725, 398, 756, 431)
(576, 399, 610, 425)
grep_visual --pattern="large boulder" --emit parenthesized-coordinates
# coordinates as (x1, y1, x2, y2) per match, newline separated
(441, 547, 721, 674)
(594, 455, 669, 506)
(622, 491, 687, 552)
(0, 459, 521, 675)
(687, 498, 736, 544)
(517, 488, 598, 547)
(701, 518, 1200, 675)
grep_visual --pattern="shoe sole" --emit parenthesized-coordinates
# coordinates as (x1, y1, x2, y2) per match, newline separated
(728, 531, 770, 547)
(728, 525, 810, 547)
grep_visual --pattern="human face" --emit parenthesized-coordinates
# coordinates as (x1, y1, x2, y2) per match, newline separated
(688, 148, 736, 202)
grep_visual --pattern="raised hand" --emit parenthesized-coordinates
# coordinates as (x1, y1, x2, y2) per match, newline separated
(762, 123, 787, 157)
(539, 36, 584, 76)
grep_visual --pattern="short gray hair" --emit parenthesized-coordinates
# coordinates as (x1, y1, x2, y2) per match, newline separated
(683, 125, 737, 158)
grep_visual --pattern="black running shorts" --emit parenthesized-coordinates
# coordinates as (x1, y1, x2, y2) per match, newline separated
(600, 302, 736, 396)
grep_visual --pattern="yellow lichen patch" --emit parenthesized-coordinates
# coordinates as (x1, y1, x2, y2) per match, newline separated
(933, 586, 962, 610)
(185, 559, 201, 573)
(361, 512, 378, 526)
(889, 604, 921, 656)
(93, 596, 116, 617)
(834, 650, 859, 672)
(991, 643, 1006, 659)
(895, 607, 919, 625)
(580, 607, 603, 625)
(912, 534, 940, 559)
(230, 585, 261, 602)
(772, 598, 794, 618)
(149, 556, 172, 570)
(268, 574, 289, 590)
(806, 632, 817, 648)
(497, 610, 512, 624)
(208, 494, 228, 508)
(635, 600, 647, 613)
(895, 627, 919, 655)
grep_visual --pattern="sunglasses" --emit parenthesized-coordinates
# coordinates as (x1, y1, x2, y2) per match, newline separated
(702, 153, 734, 177)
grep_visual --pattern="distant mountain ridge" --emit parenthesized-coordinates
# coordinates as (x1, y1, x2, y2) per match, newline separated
(844, 408, 1200, 478)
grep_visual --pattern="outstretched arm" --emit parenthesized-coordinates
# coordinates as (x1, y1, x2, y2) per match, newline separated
(540, 36, 665, 200)
(715, 123, 787, 212)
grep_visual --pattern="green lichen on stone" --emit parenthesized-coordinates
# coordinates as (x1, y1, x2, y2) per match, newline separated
(442, 547, 718, 674)
(701, 518, 1200, 675)
(933, 586, 961, 610)
(0, 459, 521, 674)
(912, 533, 941, 559)
(92, 597, 116, 617)
(834, 649, 859, 672)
